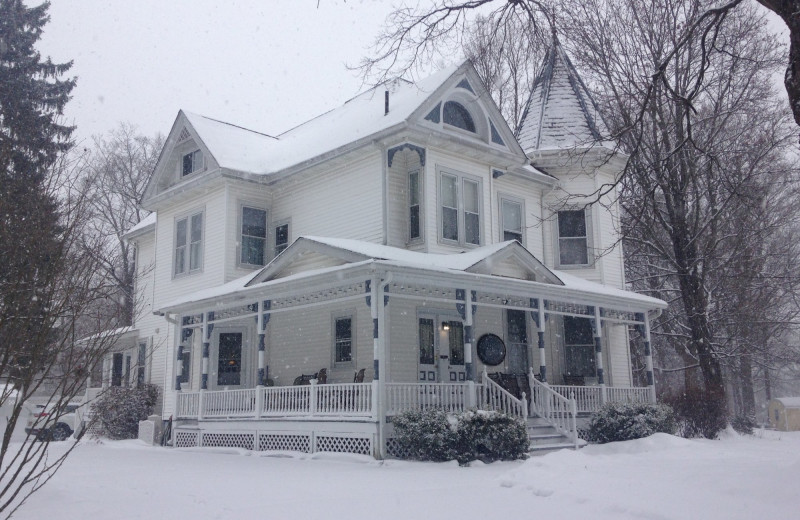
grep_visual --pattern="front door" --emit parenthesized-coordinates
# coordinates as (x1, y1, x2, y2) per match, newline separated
(506, 309, 529, 375)
(215, 332, 243, 388)
(418, 317, 437, 382)
(417, 315, 466, 383)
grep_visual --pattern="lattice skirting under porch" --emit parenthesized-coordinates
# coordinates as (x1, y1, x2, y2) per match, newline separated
(385, 437, 412, 459)
(173, 427, 373, 456)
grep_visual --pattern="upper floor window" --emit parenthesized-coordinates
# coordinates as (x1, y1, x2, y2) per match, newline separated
(440, 171, 481, 246)
(240, 206, 267, 267)
(175, 211, 203, 276)
(556, 208, 591, 267)
(334, 316, 353, 364)
(443, 101, 475, 133)
(501, 198, 523, 244)
(408, 169, 421, 241)
(274, 222, 289, 256)
(182, 149, 203, 176)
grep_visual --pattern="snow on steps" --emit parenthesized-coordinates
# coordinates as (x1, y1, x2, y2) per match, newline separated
(527, 417, 586, 455)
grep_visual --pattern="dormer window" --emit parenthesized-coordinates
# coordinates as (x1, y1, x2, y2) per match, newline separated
(443, 101, 475, 133)
(182, 149, 203, 176)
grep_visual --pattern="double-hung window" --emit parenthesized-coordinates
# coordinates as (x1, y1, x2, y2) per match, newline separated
(182, 149, 203, 176)
(334, 316, 353, 364)
(274, 222, 289, 255)
(501, 198, 523, 244)
(439, 171, 481, 246)
(240, 206, 267, 266)
(408, 170, 421, 241)
(564, 316, 596, 377)
(175, 211, 203, 276)
(556, 208, 591, 267)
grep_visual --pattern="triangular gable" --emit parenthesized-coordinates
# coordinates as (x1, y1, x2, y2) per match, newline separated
(465, 241, 563, 284)
(410, 62, 527, 159)
(142, 110, 221, 204)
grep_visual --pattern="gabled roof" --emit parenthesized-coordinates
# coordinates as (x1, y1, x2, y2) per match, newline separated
(122, 212, 156, 240)
(516, 38, 611, 152)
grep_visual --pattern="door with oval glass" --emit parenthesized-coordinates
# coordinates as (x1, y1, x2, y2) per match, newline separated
(417, 315, 465, 382)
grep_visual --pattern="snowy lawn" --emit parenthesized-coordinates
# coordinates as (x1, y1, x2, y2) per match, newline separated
(9, 429, 799, 520)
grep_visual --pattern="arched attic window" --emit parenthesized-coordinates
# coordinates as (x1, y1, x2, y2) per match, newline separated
(443, 101, 476, 133)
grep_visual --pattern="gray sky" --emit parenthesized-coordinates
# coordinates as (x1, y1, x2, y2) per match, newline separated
(39, 0, 411, 144)
(38, 1, 790, 146)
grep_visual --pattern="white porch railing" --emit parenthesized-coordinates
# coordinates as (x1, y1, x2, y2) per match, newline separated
(529, 370, 578, 446)
(479, 370, 528, 420)
(176, 382, 374, 420)
(385, 382, 474, 415)
(549, 384, 653, 413)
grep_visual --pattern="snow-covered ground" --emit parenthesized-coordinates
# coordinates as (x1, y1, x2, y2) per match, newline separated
(9, 429, 799, 520)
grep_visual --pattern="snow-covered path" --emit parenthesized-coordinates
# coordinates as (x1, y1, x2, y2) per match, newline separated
(10, 430, 799, 520)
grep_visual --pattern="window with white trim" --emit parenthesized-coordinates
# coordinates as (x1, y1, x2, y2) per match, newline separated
(274, 222, 289, 256)
(240, 206, 267, 266)
(564, 316, 596, 377)
(174, 211, 203, 276)
(439, 171, 482, 246)
(501, 198, 524, 244)
(182, 149, 203, 176)
(334, 316, 353, 364)
(556, 208, 592, 267)
(408, 169, 421, 241)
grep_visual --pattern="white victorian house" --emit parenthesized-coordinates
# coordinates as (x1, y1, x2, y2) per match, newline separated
(109, 44, 665, 458)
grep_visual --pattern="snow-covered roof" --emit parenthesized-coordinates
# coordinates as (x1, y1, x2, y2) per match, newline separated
(123, 212, 156, 239)
(183, 66, 460, 176)
(516, 38, 611, 152)
(775, 397, 800, 408)
(78, 326, 136, 343)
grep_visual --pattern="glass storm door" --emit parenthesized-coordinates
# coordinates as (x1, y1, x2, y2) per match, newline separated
(506, 309, 529, 375)
(441, 320, 466, 383)
(418, 317, 437, 382)
(216, 332, 243, 387)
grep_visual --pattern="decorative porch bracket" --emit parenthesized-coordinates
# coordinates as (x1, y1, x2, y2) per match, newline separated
(201, 311, 215, 390)
(387, 143, 426, 168)
(531, 298, 547, 382)
(457, 289, 478, 381)
(591, 306, 605, 385)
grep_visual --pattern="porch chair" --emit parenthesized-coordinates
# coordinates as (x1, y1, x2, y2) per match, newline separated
(563, 374, 586, 386)
(353, 368, 366, 383)
(316, 368, 328, 384)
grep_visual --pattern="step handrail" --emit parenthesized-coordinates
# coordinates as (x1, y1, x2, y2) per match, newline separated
(480, 369, 528, 420)
(528, 369, 579, 448)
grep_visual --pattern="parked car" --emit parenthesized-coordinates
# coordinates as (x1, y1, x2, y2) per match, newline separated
(25, 401, 83, 441)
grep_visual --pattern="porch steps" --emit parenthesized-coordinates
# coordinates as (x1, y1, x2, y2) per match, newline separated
(526, 418, 583, 454)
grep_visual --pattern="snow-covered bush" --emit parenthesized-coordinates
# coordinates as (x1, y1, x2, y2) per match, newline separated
(730, 415, 755, 435)
(90, 384, 159, 440)
(392, 408, 528, 463)
(454, 410, 529, 464)
(583, 402, 676, 443)
(663, 387, 727, 438)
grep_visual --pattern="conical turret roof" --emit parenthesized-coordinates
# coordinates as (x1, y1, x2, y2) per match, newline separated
(516, 38, 610, 152)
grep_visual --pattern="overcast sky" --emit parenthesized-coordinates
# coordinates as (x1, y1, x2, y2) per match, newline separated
(37, 1, 789, 146)
(39, 0, 417, 145)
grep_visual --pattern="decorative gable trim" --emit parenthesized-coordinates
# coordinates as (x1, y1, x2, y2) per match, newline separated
(178, 126, 191, 142)
(388, 143, 426, 168)
(465, 242, 563, 285)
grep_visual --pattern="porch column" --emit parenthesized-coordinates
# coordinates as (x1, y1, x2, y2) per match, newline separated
(593, 306, 605, 385)
(367, 279, 380, 380)
(531, 298, 547, 383)
(201, 311, 214, 390)
(457, 289, 477, 381)
(637, 312, 656, 402)
(258, 300, 271, 386)
(176, 317, 191, 391)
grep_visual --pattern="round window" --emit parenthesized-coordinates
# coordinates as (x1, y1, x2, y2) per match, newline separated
(477, 334, 506, 366)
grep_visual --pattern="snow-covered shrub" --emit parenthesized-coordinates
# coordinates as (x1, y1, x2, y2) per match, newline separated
(392, 408, 458, 462)
(583, 402, 676, 443)
(90, 384, 159, 440)
(730, 415, 755, 435)
(453, 410, 528, 464)
(392, 408, 528, 463)
(663, 387, 727, 438)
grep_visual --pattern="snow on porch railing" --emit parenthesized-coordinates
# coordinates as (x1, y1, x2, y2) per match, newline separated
(176, 392, 200, 419)
(385, 382, 476, 415)
(529, 370, 578, 446)
(479, 370, 528, 420)
(203, 388, 257, 418)
(260, 385, 311, 416)
(312, 383, 373, 417)
(549, 385, 602, 413)
(606, 386, 652, 405)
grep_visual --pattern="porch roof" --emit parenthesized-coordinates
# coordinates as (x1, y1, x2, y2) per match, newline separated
(156, 237, 666, 317)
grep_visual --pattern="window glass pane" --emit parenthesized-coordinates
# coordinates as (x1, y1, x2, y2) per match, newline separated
(419, 318, 434, 365)
(182, 153, 193, 176)
(504, 230, 523, 243)
(558, 210, 586, 238)
(180, 351, 190, 384)
(564, 317, 594, 345)
(410, 206, 420, 240)
(409, 171, 419, 206)
(241, 236, 265, 266)
(465, 213, 480, 245)
(503, 200, 522, 233)
(463, 180, 479, 213)
(190, 213, 203, 242)
(176, 218, 187, 247)
(335, 317, 352, 363)
(564, 317, 595, 377)
(443, 101, 476, 132)
(442, 207, 458, 241)
(174, 247, 185, 274)
(275, 224, 289, 254)
(448, 321, 464, 365)
(441, 174, 457, 208)
(217, 333, 242, 386)
(189, 242, 202, 270)
(242, 207, 266, 238)
(559, 237, 588, 265)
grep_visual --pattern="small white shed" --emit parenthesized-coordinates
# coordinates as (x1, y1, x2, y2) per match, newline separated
(767, 397, 800, 431)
